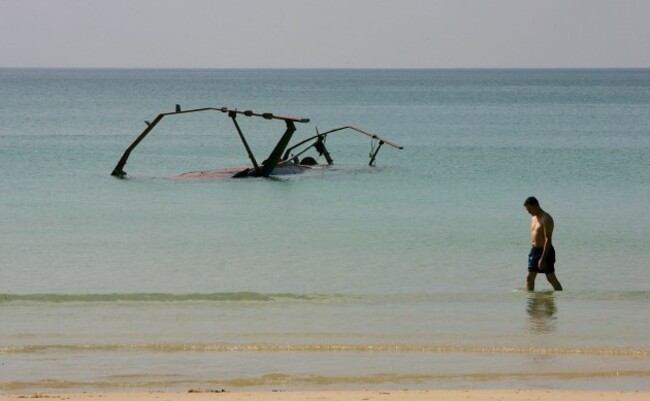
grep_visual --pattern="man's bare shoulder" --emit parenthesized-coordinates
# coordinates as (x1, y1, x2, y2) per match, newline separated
(540, 211, 554, 228)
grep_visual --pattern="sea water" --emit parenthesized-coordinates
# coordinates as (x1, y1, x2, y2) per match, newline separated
(0, 69, 649, 392)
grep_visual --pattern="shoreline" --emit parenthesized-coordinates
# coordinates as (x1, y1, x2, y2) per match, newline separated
(1, 390, 650, 401)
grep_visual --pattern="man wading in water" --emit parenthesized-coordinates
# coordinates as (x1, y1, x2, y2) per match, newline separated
(524, 197, 563, 292)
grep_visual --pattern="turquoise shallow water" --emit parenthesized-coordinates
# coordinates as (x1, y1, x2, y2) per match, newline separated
(1, 69, 649, 392)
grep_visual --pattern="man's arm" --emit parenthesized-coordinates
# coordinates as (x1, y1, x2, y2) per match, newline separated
(538, 215, 554, 270)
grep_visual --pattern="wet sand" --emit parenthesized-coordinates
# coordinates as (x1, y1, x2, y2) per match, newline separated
(1, 390, 649, 401)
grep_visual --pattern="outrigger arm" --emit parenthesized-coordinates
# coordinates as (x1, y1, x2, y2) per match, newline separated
(282, 126, 403, 166)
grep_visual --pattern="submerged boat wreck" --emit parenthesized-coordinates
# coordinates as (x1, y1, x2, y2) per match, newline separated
(111, 106, 403, 179)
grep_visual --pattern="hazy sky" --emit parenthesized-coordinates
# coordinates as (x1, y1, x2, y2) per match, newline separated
(1, 0, 648, 68)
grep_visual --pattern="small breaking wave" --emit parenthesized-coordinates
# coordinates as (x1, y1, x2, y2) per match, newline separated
(2, 343, 648, 357)
(1, 290, 648, 304)
(0, 292, 323, 304)
(2, 370, 650, 392)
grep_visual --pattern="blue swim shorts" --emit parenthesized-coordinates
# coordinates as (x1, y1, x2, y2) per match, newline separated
(528, 246, 556, 273)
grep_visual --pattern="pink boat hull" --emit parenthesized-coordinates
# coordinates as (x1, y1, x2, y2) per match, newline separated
(171, 164, 313, 180)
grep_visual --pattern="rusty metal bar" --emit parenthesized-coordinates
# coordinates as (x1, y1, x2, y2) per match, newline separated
(229, 110, 259, 170)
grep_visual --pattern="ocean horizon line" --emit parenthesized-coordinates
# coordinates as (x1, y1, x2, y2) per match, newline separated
(2, 66, 649, 72)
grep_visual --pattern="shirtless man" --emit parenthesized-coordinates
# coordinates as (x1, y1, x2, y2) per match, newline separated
(523, 197, 563, 292)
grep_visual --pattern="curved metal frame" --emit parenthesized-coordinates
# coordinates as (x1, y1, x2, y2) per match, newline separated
(111, 106, 309, 178)
(282, 126, 404, 166)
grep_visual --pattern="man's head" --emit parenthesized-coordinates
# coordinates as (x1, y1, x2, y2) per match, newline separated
(524, 196, 541, 215)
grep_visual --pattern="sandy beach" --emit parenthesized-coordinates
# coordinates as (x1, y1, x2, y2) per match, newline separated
(1, 390, 649, 401)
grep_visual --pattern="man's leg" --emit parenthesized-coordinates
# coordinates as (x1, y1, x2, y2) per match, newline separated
(526, 272, 537, 292)
(546, 273, 563, 291)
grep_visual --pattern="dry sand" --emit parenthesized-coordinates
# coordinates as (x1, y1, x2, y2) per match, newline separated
(1, 390, 649, 401)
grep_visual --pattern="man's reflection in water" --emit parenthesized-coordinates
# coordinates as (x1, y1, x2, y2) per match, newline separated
(527, 291, 557, 334)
